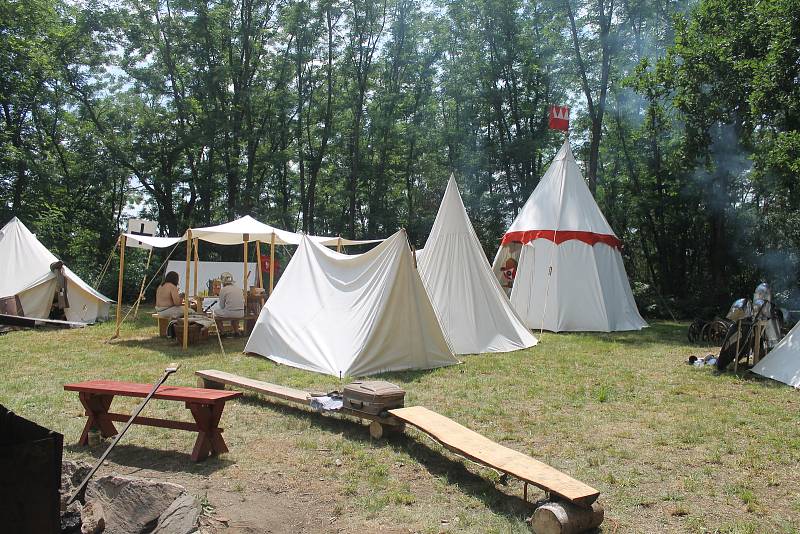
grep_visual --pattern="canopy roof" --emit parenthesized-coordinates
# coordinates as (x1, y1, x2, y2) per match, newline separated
(752, 322, 800, 388)
(502, 140, 620, 248)
(244, 229, 458, 377)
(0, 217, 111, 304)
(124, 215, 382, 248)
(418, 176, 537, 354)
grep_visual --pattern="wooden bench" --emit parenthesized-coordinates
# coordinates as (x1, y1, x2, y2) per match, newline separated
(64, 380, 242, 462)
(152, 313, 170, 337)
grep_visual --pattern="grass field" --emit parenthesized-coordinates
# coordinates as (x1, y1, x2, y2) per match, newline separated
(1, 311, 799, 533)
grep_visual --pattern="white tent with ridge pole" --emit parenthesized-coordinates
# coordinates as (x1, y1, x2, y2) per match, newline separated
(492, 140, 647, 332)
(417, 176, 538, 354)
(245, 229, 458, 377)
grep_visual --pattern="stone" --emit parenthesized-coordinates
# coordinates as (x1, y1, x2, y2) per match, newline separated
(61, 459, 93, 510)
(85, 475, 185, 534)
(153, 493, 201, 534)
(80, 500, 105, 534)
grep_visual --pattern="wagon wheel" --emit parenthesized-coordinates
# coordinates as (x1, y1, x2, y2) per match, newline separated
(700, 322, 713, 343)
(687, 320, 703, 343)
(708, 320, 731, 345)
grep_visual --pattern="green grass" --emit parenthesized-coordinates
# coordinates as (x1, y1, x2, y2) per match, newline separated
(1, 311, 799, 532)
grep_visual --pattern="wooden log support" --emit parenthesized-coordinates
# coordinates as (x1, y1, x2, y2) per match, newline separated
(529, 501, 604, 534)
(193, 238, 199, 298)
(256, 240, 263, 289)
(182, 230, 192, 350)
(269, 233, 276, 295)
(114, 235, 126, 338)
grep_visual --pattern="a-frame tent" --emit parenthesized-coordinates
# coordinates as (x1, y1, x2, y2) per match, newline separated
(492, 140, 646, 332)
(244, 229, 458, 377)
(752, 322, 800, 388)
(0, 217, 112, 323)
(418, 176, 538, 354)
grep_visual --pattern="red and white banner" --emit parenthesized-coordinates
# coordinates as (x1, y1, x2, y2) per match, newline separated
(548, 105, 570, 132)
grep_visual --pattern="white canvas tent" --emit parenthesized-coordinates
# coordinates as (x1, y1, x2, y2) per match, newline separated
(418, 176, 538, 354)
(0, 217, 111, 323)
(751, 322, 800, 388)
(492, 140, 646, 332)
(244, 229, 458, 377)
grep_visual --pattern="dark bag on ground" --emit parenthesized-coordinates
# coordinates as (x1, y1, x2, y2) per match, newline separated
(342, 381, 405, 415)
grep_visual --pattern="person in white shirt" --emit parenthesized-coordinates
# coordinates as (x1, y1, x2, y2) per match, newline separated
(215, 272, 245, 335)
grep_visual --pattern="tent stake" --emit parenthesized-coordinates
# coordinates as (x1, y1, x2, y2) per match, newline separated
(183, 231, 192, 350)
(114, 235, 126, 339)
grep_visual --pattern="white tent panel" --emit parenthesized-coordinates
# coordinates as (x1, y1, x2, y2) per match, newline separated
(18, 279, 58, 320)
(64, 280, 111, 323)
(505, 141, 617, 238)
(752, 322, 800, 388)
(418, 176, 537, 354)
(245, 230, 457, 377)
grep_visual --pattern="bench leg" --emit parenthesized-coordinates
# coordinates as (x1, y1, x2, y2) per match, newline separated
(188, 402, 228, 461)
(78, 392, 117, 444)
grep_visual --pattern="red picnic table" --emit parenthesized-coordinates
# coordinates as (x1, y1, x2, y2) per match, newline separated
(64, 380, 242, 462)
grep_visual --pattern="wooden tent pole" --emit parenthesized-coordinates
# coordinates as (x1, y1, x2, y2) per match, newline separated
(269, 234, 276, 295)
(337, 236, 342, 253)
(114, 235, 126, 338)
(132, 247, 153, 321)
(193, 238, 199, 297)
(243, 237, 249, 300)
(182, 231, 192, 350)
(256, 240, 263, 289)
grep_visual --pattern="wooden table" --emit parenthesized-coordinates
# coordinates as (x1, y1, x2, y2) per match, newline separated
(64, 380, 242, 462)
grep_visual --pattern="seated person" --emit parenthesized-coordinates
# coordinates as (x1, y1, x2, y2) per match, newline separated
(215, 272, 245, 335)
(155, 271, 184, 318)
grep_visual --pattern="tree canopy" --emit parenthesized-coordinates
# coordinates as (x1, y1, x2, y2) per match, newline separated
(1, 0, 798, 314)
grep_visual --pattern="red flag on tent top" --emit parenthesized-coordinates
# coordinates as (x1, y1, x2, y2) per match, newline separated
(548, 105, 570, 132)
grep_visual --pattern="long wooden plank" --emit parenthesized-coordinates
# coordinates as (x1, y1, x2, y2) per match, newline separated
(389, 406, 599, 507)
(196, 370, 404, 426)
(195, 369, 311, 404)
(64, 380, 242, 404)
(0, 314, 87, 328)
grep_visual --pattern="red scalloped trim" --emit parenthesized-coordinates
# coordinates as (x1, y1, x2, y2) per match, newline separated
(501, 230, 621, 249)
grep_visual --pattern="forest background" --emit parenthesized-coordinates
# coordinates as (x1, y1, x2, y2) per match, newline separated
(1, 0, 798, 315)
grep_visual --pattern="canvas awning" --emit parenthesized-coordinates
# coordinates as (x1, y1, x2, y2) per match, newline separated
(185, 215, 382, 246)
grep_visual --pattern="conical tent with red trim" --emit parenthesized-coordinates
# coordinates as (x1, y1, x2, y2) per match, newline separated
(492, 140, 646, 332)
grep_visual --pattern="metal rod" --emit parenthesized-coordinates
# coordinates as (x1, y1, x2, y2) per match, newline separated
(66, 363, 181, 505)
